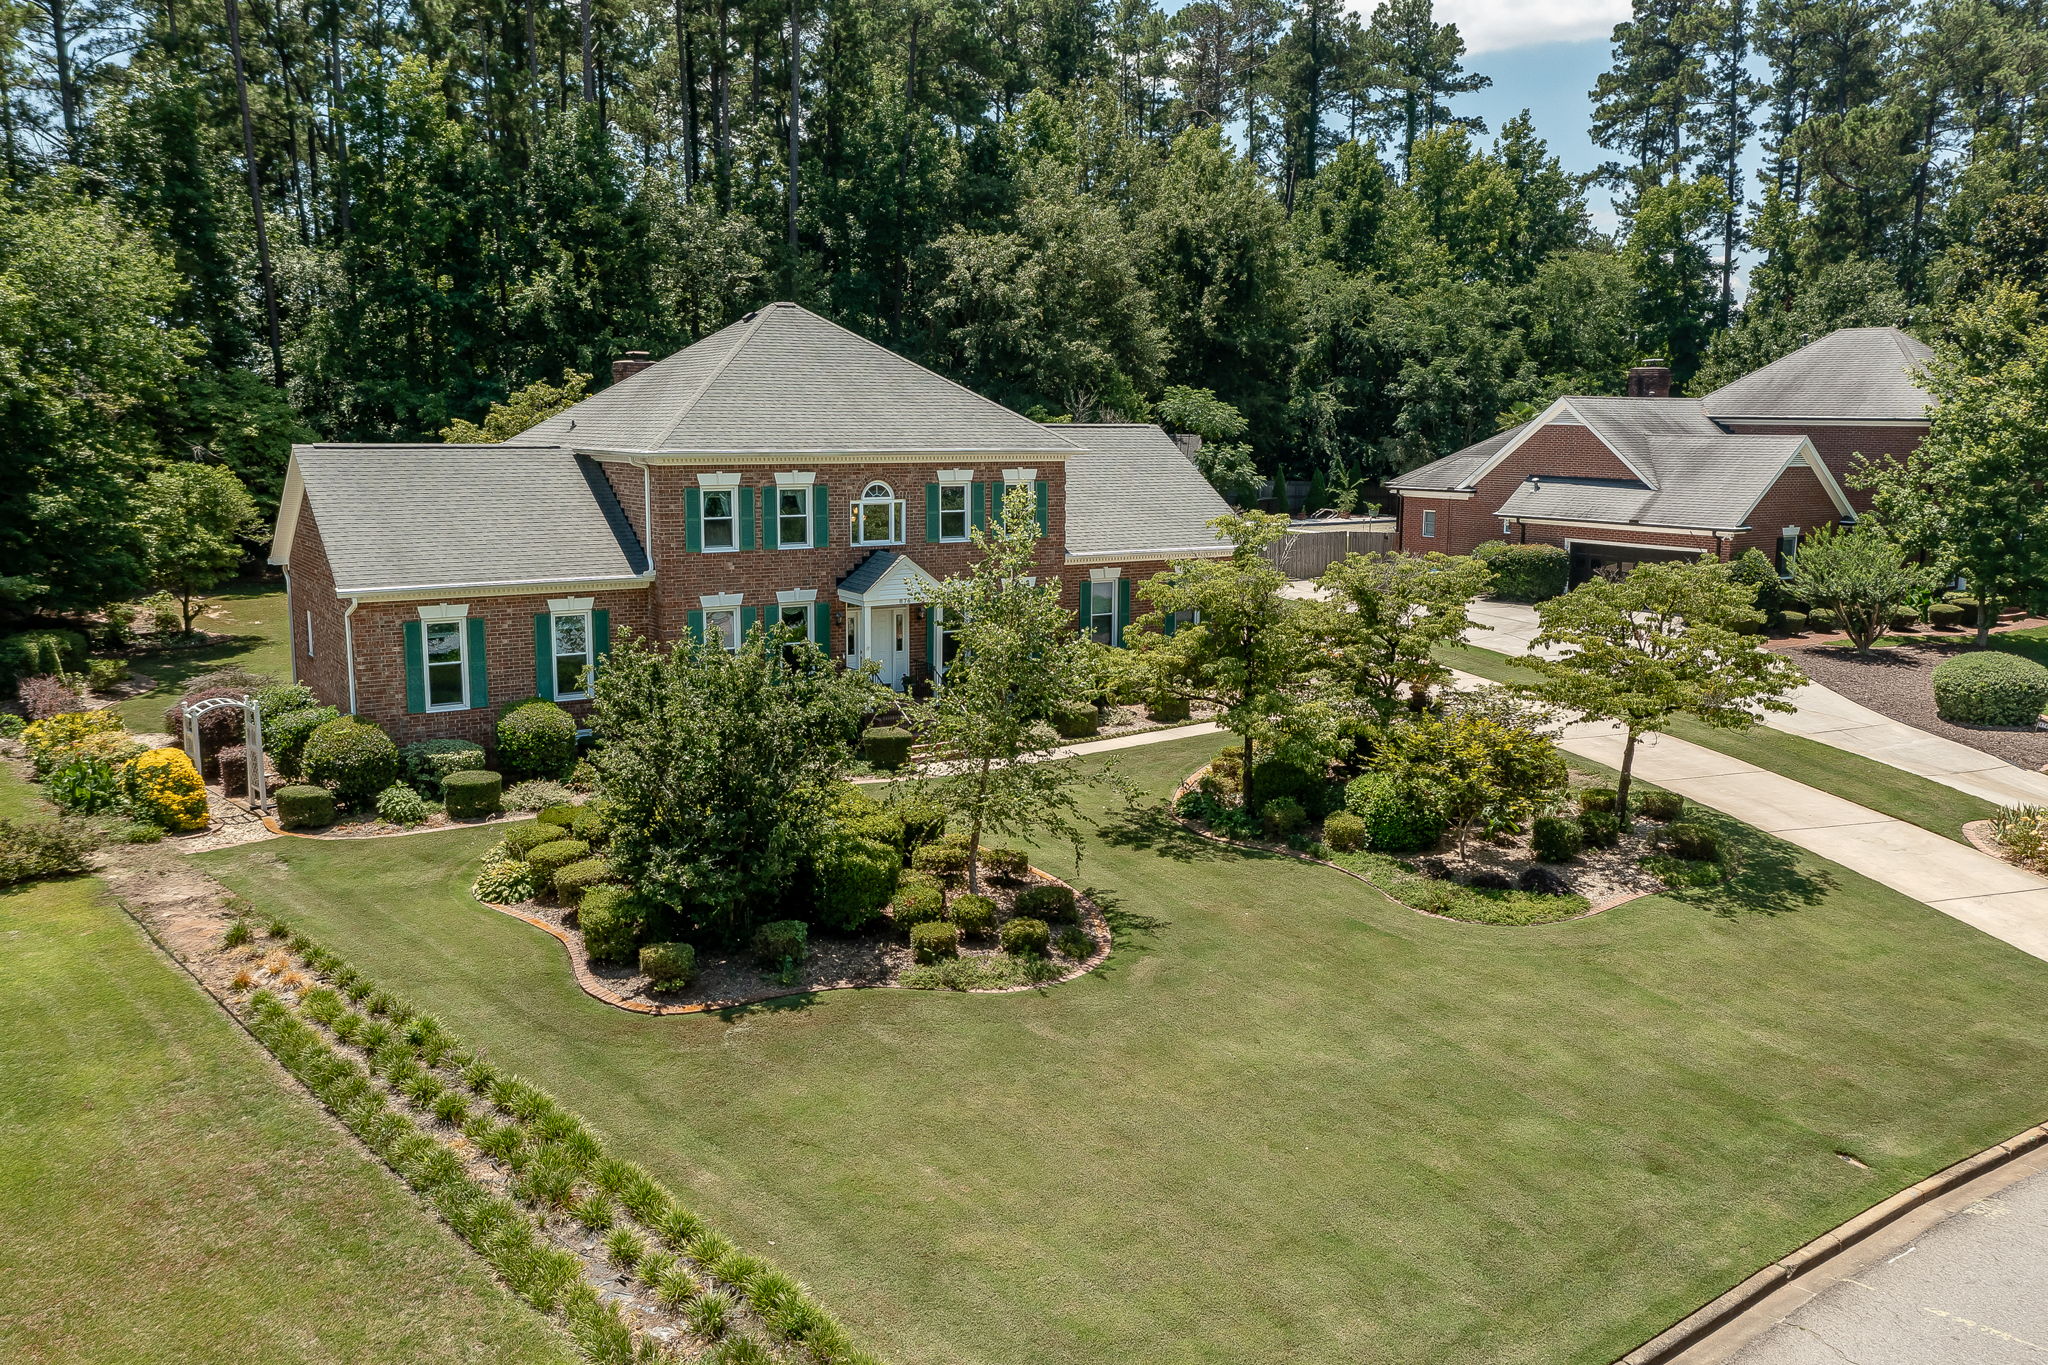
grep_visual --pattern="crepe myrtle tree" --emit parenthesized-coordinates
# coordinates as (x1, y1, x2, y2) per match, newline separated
(1373, 688, 1567, 861)
(587, 626, 884, 943)
(907, 486, 1110, 894)
(1524, 559, 1803, 821)
(1784, 520, 1938, 651)
(1127, 510, 1317, 807)
(1312, 549, 1493, 731)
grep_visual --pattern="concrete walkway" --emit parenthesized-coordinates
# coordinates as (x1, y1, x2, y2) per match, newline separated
(1466, 600, 2048, 809)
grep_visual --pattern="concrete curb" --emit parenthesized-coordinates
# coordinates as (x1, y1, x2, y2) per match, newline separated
(1615, 1120, 2048, 1364)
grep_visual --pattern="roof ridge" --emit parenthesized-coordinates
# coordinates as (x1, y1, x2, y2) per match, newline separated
(649, 309, 775, 448)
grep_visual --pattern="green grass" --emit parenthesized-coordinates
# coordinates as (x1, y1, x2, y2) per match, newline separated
(113, 581, 292, 732)
(0, 772, 575, 1365)
(200, 735, 2048, 1365)
(1438, 640, 2001, 842)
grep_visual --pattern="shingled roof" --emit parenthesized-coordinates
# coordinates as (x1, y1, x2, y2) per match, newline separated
(1061, 424, 1231, 559)
(1386, 425, 1523, 492)
(507, 302, 1083, 456)
(274, 445, 648, 595)
(1491, 435, 1825, 531)
(1701, 326, 1933, 421)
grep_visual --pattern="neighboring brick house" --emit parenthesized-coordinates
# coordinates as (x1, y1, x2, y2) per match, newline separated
(268, 302, 1230, 746)
(1386, 327, 1928, 585)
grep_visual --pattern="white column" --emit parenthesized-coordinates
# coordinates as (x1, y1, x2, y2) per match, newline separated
(861, 602, 874, 672)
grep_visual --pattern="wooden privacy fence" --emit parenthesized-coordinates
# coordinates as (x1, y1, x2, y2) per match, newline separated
(1268, 519, 1396, 579)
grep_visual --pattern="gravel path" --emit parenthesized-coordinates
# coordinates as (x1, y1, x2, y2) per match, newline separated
(1787, 641, 2048, 771)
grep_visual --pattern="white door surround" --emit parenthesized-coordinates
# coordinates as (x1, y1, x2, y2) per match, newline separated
(837, 550, 938, 691)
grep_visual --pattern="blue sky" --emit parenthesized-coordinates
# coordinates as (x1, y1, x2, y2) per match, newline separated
(1456, 37, 1621, 228)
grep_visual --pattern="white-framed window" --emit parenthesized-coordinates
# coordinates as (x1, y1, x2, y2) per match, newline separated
(1089, 592, 1116, 647)
(852, 481, 905, 546)
(937, 483, 970, 541)
(704, 607, 741, 652)
(1501, 519, 1514, 536)
(702, 487, 737, 550)
(777, 487, 811, 548)
(1421, 509, 1438, 538)
(1167, 608, 1202, 633)
(551, 611, 593, 700)
(423, 620, 468, 712)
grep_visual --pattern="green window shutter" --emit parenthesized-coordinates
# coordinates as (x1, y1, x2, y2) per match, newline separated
(812, 601, 829, 645)
(811, 484, 828, 547)
(592, 609, 610, 681)
(687, 609, 705, 644)
(532, 614, 555, 701)
(924, 484, 940, 542)
(1116, 578, 1132, 647)
(465, 616, 488, 709)
(971, 483, 988, 531)
(402, 620, 426, 714)
(1034, 480, 1050, 535)
(1162, 609, 1178, 638)
(740, 605, 758, 639)
(684, 487, 703, 553)
(738, 486, 757, 550)
(763, 488, 780, 550)
(1077, 580, 1093, 633)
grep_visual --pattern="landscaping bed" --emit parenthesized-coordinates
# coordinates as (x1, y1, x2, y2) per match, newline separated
(1789, 639, 2048, 769)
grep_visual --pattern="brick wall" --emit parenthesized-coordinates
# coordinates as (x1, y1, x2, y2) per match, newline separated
(1397, 422, 1640, 555)
(1511, 522, 1729, 559)
(1715, 422, 1926, 511)
(285, 508, 352, 711)
(1732, 465, 1847, 559)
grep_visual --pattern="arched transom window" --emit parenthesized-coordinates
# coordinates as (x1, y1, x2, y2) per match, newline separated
(852, 480, 905, 546)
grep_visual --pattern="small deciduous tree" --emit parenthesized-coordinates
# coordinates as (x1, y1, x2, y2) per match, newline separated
(137, 463, 260, 632)
(588, 627, 882, 943)
(1312, 549, 1492, 730)
(908, 486, 1109, 894)
(1524, 559, 1803, 820)
(441, 370, 592, 443)
(1784, 521, 1937, 651)
(1371, 690, 1565, 860)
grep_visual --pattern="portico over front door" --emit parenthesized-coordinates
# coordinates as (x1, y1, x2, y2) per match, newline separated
(837, 550, 938, 693)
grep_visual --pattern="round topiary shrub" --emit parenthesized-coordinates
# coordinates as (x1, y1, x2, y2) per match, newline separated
(1639, 790, 1686, 822)
(526, 838, 592, 893)
(1929, 602, 1965, 630)
(1531, 815, 1583, 863)
(862, 726, 913, 771)
(495, 698, 578, 780)
(402, 738, 486, 797)
(811, 831, 899, 932)
(1889, 605, 1922, 632)
(980, 847, 1030, 882)
(1807, 606, 1840, 634)
(950, 893, 997, 937)
(910, 920, 959, 963)
(1147, 695, 1191, 723)
(1343, 773, 1447, 854)
(998, 916, 1050, 957)
(751, 919, 808, 970)
(1261, 796, 1307, 839)
(910, 840, 967, 883)
(536, 801, 578, 828)
(1578, 809, 1622, 849)
(263, 706, 340, 782)
(1322, 810, 1367, 852)
(1664, 820, 1720, 862)
(1779, 610, 1809, 635)
(893, 798, 947, 849)
(375, 783, 427, 826)
(1932, 651, 2048, 725)
(303, 717, 400, 808)
(892, 873, 946, 927)
(1578, 786, 1617, 813)
(502, 820, 560, 857)
(1012, 883, 1076, 923)
(640, 942, 696, 989)
(552, 857, 613, 907)
(578, 885, 643, 965)
(442, 769, 504, 819)
(1050, 703, 1100, 740)
(276, 784, 336, 830)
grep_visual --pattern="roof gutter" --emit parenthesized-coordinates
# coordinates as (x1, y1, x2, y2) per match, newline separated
(338, 570, 658, 604)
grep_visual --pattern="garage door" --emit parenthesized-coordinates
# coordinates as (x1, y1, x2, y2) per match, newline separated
(1567, 542, 1709, 587)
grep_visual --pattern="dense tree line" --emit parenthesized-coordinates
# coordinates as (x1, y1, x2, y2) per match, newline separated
(1, 0, 2044, 622)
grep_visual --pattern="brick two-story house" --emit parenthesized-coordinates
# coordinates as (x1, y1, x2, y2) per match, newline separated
(268, 302, 1231, 746)
(1385, 327, 1931, 585)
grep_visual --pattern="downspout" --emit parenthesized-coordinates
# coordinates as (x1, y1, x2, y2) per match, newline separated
(343, 597, 361, 716)
(283, 568, 296, 684)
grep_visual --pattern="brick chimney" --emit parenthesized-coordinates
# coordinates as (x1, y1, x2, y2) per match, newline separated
(1626, 359, 1672, 398)
(611, 350, 653, 385)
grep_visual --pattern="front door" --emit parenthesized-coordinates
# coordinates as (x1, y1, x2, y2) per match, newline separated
(875, 607, 910, 689)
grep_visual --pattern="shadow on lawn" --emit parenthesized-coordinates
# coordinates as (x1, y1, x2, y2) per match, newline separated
(1666, 812, 1835, 918)
(1096, 797, 1243, 863)
(714, 991, 820, 1022)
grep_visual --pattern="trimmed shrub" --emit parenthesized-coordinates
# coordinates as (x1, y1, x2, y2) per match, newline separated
(981, 847, 1030, 882)
(1942, 592, 1983, 625)
(1051, 703, 1100, 739)
(276, 784, 336, 830)
(1779, 610, 1809, 635)
(263, 706, 340, 782)
(503, 821, 563, 856)
(891, 872, 946, 927)
(87, 658, 129, 692)
(1807, 606, 1840, 634)
(0, 629, 86, 689)
(1147, 695, 1191, 723)
(526, 838, 592, 893)
(950, 893, 997, 937)
(1344, 772, 1447, 854)
(536, 802, 577, 828)
(1248, 756, 1332, 813)
(402, 738, 486, 797)
(862, 726, 914, 771)
(751, 920, 808, 970)
(442, 770, 503, 819)
(570, 804, 608, 846)
(1578, 810, 1621, 849)
(1013, 883, 1077, 923)
(998, 916, 1051, 956)
(20, 674, 82, 720)
(893, 798, 947, 849)
(909, 920, 959, 963)
(1932, 651, 2048, 725)
(1664, 821, 1720, 861)
(1054, 926, 1092, 959)
(639, 942, 696, 989)
(1518, 866, 1572, 896)
(122, 747, 210, 832)
(303, 717, 400, 808)
(254, 683, 318, 719)
(1639, 790, 1685, 822)
(1577, 786, 1617, 813)
(1261, 796, 1308, 839)
(1531, 815, 1583, 863)
(1322, 810, 1367, 852)
(552, 857, 613, 907)
(215, 744, 251, 798)
(1929, 602, 1965, 630)
(506, 781, 575, 813)
(811, 832, 899, 931)
(836, 809, 906, 854)
(375, 783, 427, 826)
(495, 698, 578, 780)
(0, 816, 97, 885)
(1473, 541, 1569, 602)
(910, 840, 967, 883)
(579, 886, 643, 964)
(1889, 605, 1922, 632)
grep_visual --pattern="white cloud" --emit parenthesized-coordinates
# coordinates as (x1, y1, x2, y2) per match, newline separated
(1396, 0, 1629, 54)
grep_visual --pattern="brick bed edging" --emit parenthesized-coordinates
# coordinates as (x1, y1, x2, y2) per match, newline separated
(1613, 1119, 2048, 1364)
(475, 867, 1115, 1016)
(1167, 765, 1653, 927)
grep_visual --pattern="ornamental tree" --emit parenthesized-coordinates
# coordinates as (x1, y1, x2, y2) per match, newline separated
(589, 627, 882, 943)
(137, 462, 262, 632)
(1371, 691, 1566, 861)
(1312, 549, 1493, 731)
(1524, 559, 1803, 820)
(1784, 521, 1937, 651)
(907, 485, 1109, 894)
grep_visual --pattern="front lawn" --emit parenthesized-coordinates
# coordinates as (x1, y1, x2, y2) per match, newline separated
(199, 734, 2048, 1365)
(112, 580, 292, 732)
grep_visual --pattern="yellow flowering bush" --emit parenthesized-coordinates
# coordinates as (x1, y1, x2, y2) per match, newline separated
(122, 746, 211, 833)
(22, 710, 127, 775)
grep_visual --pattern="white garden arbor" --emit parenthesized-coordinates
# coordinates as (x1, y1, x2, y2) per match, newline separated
(181, 694, 268, 806)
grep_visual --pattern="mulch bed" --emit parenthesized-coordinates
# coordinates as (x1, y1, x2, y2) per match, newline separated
(1787, 638, 2048, 770)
